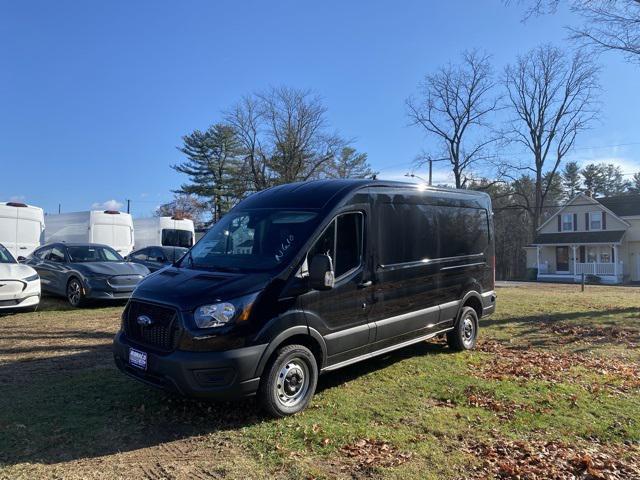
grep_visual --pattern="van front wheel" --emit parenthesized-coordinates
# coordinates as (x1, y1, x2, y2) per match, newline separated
(447, 306, 478, 351)
(258, 344, 318, 418)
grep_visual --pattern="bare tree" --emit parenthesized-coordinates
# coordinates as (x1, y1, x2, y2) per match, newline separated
(259, 87, 344, 184)
(511, 1, 640, 63)
(225, 87, 346, 189)
(503, 45, 599, 236)
(406, 50, 499, 188)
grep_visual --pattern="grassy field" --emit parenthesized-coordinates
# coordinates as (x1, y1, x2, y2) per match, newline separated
(0, 284, 639, 479)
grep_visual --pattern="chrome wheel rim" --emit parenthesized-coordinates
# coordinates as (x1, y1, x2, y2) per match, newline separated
(275, 358, 309, 408)
(68, 281, 81, 306)
(462, 315, 475, 347)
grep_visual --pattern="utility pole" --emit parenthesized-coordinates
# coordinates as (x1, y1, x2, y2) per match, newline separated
(126, 199, 131, 214)
(428, 158, 433, 186)
(58, 203, 61, 214)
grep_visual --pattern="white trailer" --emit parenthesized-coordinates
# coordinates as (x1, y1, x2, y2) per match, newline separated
(133, 216, 195, 249)
(44, 210, 135, 256)
(0, 202, 45, 259)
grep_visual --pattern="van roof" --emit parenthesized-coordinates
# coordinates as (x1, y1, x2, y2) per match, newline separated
(238, 179, 489, 210)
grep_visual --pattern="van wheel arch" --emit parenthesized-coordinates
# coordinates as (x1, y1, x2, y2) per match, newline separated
(457, 291, 483, 324)
(255, 327, 326, 378)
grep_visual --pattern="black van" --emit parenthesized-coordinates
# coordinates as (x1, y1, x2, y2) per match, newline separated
(113, 180, 496, 417)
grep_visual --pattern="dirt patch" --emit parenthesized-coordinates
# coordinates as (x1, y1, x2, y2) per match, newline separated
(465, 438, 640, 480)
(476, 340, 640, 392)
(339, 439, 413, 475)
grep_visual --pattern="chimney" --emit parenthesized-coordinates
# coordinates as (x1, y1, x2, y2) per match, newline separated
(584, 190, 592, 198)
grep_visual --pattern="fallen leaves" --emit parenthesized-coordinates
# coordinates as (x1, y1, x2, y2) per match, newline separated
(543, 322, 639, 348)
(465, 438, 640, 480)
(340, 438, 413, 473)
(476, 340, 640, 393)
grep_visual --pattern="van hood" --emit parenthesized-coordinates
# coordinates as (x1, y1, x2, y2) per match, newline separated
(132, 266, 273, 311)
(71, 262, 149, 277)
(0, 262, 37, 280)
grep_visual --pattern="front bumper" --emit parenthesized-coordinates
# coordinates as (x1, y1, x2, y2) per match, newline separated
(113, 331, 266, 400)
(0, 293, 40, 310)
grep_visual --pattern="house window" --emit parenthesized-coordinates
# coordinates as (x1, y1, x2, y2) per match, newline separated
(599, 251, 611, 263)
(590, 212, 602, 230)
(587, 247, 598, 263)
(562, 213, 573, 231)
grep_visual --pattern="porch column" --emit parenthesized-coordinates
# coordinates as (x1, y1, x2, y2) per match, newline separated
(572, 245, 577, 275)
(613, 244, 619, 278)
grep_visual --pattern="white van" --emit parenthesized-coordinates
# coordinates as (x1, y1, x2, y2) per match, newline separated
(0, 202, 45, 260)
(133, 216, 195, 250)
(44, 210, 135, 256)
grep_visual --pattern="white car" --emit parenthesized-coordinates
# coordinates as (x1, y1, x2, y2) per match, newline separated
(0, 243, 41, 311)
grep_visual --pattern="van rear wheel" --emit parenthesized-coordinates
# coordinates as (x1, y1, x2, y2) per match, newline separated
(258, 344, 318, 418)
(447, 306, 478, 351)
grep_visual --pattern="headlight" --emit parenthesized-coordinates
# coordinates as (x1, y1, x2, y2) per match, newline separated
(22, 273, 39, 282)
(193, 292, 258, 329)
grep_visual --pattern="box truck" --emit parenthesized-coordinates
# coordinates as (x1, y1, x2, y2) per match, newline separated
(133, 216, 195, 249)
(0, 202, 45, 259)
(44, 210, 135, 256)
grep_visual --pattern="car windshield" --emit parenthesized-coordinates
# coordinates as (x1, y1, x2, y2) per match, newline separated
(162, 229, 193, 248)
(67, 245, 124, 263)
(163, 247, 188, 263)
(180, 209, 320, 272)
(0, 244, 16, 264)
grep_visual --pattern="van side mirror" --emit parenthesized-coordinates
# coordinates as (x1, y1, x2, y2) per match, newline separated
(309, 254, 335, 290)
(17, 256, 26, 263)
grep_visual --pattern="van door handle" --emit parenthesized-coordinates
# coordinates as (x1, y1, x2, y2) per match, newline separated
(357, 280, 372, 289)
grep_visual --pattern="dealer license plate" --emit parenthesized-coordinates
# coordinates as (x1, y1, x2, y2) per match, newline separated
(129, 348, 147, 370)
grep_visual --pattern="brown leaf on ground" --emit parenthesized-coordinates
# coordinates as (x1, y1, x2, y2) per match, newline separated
(543, 323, 639, 348)
(340, 438, 412, 473)
(476, 340, 640, 392)
(465, 438, 640, 480)
(465, 386, 537, 420)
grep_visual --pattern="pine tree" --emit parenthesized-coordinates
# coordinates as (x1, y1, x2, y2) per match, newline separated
(327, 147, 376, 179)
(173, 124, 243, 223)
(630, 172, 640, 193)
(561, 161, 581, 198)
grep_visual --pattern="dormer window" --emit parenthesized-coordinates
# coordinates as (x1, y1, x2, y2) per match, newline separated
(589, 211, 602, 230)
(562, 213, 573, 231)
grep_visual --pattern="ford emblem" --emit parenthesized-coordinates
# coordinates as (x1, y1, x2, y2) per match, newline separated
(136, 315, 154, 326)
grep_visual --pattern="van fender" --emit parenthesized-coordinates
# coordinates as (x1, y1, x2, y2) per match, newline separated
(455, 289, 483, 326)
(253, 318, 327, 378)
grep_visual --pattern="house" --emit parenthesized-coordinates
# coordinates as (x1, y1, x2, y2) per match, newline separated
(524, 192, 640, 284)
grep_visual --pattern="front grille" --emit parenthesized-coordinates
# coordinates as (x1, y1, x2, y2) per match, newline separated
(108, 275, 143, 287)
(124, 301, 180, 352)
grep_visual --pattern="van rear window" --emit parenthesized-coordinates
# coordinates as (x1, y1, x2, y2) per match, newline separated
(379, 203, 489, 265)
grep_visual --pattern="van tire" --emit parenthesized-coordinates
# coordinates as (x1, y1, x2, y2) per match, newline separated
(66, 277, 86, 308)
(447, 306, 478, 351)
(258, 344, 318, 418)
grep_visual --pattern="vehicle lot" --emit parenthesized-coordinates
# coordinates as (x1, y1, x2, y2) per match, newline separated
(1, 285, 639, 479)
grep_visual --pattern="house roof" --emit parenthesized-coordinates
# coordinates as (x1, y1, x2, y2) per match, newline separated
(532, 230, 626, 245)
(596, 194, 640, 217)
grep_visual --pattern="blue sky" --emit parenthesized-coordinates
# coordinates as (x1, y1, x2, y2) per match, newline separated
(2, 0, 639, 217)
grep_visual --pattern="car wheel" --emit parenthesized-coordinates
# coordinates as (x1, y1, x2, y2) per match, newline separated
(67, 278, 86, 308)
(258, 344, 318, 418)
(447, 306, 478, 351)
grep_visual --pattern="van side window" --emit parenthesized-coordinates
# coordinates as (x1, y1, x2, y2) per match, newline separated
(437, 206, 489, 258)
(379, 203, 489, 265)
(306, 212, 363, 278)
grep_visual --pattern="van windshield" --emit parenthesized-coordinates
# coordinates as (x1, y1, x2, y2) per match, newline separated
(162, 229, 193, 248)
(0, 244, 16, 263)
(180, 209, 319, 272)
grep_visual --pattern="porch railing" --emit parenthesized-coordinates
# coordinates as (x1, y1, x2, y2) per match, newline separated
(574, 262, 615, 276)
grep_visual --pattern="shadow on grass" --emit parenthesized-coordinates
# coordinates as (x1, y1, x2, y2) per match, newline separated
(0, 329, 453, 467)
(479, 307, 639, 329)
